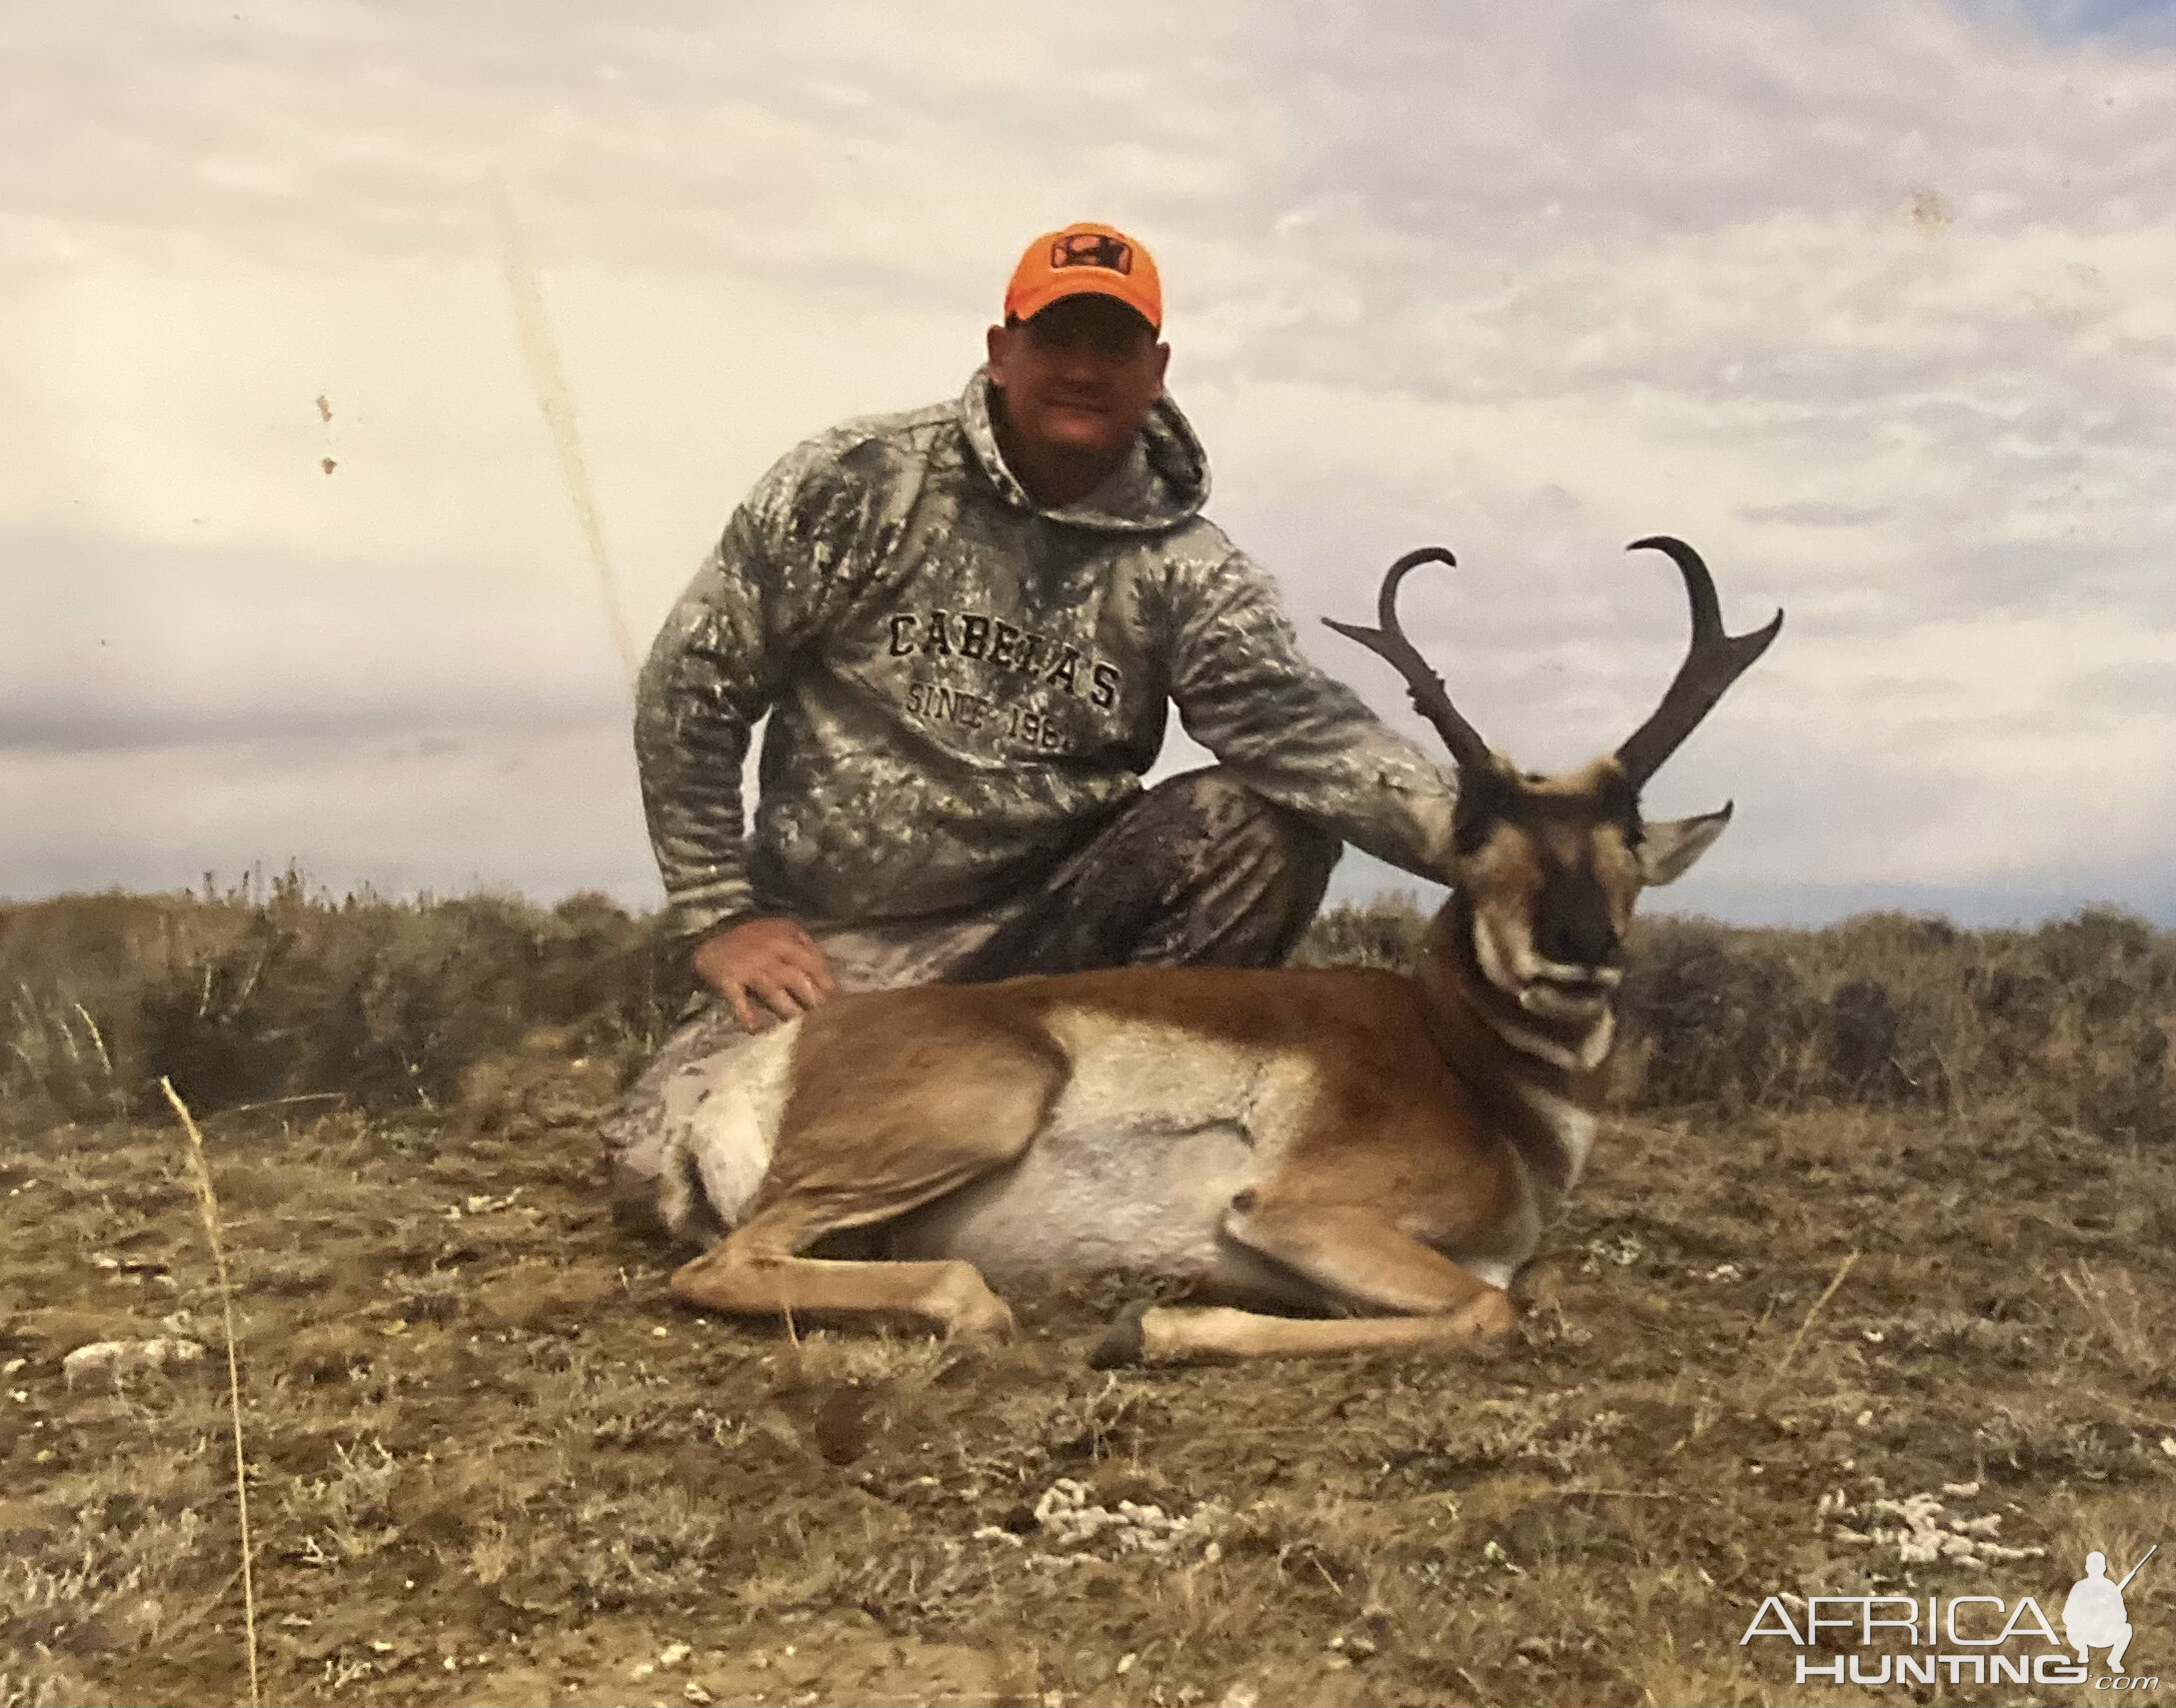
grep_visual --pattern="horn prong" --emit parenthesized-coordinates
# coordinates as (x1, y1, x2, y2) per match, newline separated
(1323, 548, 1493, 776)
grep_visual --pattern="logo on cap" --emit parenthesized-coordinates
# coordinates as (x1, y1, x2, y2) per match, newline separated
(1051, 231, 1132, 275)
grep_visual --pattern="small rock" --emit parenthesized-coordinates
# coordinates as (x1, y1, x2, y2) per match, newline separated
(62, 1338, 206, 1387)
(659, 1643, 692, 1668)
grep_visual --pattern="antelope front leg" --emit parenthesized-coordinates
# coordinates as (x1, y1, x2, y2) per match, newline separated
(1092, 1301, 1510, 1366)
(1094, 1200, 1514, 1367)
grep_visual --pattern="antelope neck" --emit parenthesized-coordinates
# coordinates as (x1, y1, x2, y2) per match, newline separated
(1414, 908, 1609, 1195)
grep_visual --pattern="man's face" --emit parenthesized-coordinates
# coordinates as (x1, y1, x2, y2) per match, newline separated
(986, 294, 1170, 469)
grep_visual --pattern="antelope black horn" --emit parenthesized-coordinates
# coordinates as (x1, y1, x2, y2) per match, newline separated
(1323, 547, 1494, 777)
(1612, 536, 1782, 789)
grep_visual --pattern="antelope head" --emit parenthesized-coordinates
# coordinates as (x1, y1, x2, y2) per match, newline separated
(1327, 537, 1782, 1031)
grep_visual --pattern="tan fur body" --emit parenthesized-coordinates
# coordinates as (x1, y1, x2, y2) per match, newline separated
(667, 942, 1604, 1357)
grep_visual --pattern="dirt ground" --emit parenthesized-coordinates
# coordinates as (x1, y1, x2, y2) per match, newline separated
(3, 1083, 2170, 1708)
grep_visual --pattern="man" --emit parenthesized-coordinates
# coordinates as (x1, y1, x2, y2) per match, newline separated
(605, 221, 1458, 1240)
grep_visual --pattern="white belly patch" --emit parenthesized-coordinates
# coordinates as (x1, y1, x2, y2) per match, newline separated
(894, 1011, 1315, 1283)
(894, 1118, 1258, 1281)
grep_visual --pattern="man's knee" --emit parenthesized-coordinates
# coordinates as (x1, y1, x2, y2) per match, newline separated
(1142, 771, 1339, 885)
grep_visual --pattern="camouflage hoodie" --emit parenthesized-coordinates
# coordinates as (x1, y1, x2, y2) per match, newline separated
(636, 368, 1458, 941)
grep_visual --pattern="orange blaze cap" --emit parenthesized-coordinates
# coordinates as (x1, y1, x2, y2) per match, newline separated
(1004, 222, 1162, 333)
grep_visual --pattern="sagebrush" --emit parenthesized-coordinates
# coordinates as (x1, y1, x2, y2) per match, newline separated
(3, 873, 2169, 1144)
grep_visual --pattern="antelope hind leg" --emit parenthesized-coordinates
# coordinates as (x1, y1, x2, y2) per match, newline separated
(670, 1008, 1066, 1342)
(672, 1225, 1018, 1341)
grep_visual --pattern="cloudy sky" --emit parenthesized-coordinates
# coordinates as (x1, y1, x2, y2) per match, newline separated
(4, 0, 2171, 927)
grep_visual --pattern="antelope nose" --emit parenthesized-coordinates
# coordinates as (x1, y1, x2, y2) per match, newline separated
(1539, 912, 1619, 970)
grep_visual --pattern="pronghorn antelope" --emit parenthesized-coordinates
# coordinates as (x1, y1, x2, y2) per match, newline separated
(664, 538, 1781, 1364)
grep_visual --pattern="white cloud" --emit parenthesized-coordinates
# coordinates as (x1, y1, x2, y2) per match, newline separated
(1, 0, 2170, 921)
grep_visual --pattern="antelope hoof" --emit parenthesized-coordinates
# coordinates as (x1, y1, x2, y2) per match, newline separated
(945, 1295, 1019, 1346)
(1509, 1258, 1563, 1315)
(1086, 1300, 1152, 1369)
(1456, 1285, 1518, 1341)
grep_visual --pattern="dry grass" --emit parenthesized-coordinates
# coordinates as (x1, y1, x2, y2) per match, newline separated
(1298, 894, 2174, 1141)
(162, 1077, 261, 1708)
(1, 886, 2170, 1706)
(0, 870, 687, 1132)
(8, 880, 2169, 1145)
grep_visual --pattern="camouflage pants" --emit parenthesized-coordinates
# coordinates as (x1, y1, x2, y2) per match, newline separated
(601, 769, 1337, 1241)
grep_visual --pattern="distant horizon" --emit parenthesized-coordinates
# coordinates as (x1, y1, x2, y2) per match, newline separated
(7, 847, 2169, 933)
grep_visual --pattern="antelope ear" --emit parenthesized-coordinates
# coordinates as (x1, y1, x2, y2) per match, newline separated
(1637, 804, 1734, 886)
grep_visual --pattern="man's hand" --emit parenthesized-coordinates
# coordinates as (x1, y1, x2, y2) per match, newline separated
(692, 916, 841, 1033)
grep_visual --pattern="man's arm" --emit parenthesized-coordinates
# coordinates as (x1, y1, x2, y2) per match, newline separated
(1163, 549, 1460, 880)
(635, 482, 846, 1027)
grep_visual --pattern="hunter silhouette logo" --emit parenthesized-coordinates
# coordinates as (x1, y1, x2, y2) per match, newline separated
(1739, 1543, 2163, 1690)
(2065, 1547, 2152, 1675)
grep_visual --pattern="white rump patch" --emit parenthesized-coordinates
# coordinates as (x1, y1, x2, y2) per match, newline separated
(679, 1019, 803, 1229)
